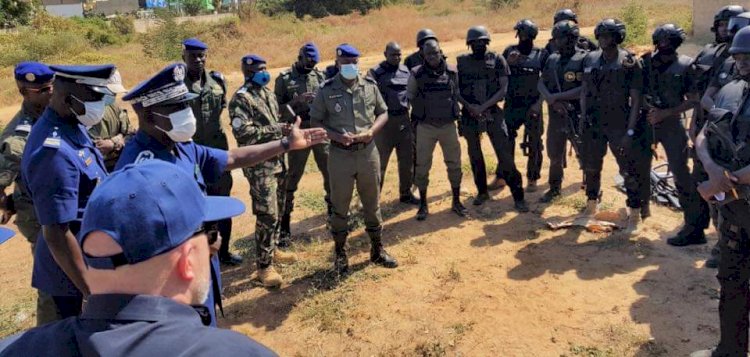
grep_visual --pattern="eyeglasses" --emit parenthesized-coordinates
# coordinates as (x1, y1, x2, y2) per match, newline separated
(25, 86, 53, 94)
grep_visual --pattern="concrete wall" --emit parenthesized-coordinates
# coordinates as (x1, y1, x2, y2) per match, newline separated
(43, 3, 83, 17)
(694, 0, 750, 39)
(92, 0, 140, 15)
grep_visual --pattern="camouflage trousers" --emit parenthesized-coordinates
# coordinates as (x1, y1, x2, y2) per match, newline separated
(246, 170, 286, 269)
(14, 191, 40, 249)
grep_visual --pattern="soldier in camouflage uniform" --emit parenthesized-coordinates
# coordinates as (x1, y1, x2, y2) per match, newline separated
(182, 38, 242, 266)
(230, 54, 298, 287)
(275, 43, 331, 247)
(0, 62, 54, 249)
(87, 70, 134, 171)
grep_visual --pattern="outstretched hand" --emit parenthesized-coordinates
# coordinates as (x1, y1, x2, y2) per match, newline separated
(288, 117, 328, 150)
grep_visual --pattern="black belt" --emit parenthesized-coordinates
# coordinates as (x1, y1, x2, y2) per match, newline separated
(331, 141, 370, 151)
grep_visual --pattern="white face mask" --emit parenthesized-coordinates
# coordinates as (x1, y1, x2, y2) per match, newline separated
(154, 107, 197, 143)
(340, 63, 359, 80)
(70, 95, 106, 127)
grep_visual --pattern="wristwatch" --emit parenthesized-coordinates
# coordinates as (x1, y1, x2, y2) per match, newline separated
(627, 129, 635, 137)
(280, 137, 290, 152)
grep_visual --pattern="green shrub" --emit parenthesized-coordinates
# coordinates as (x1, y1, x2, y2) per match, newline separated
(480, 0, 520, 10)
(110, 15, 135, 36)
(183, 0, 205, 16)
(140, 16, 241, 61)
(620, 0, 648, 46)
(0, 0, 38, 28)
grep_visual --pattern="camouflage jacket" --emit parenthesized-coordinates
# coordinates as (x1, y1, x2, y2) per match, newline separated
(88, 103, 134, 170)
(186, 69, 230, 150)
(229, 83, 284, 176)
(274, 64, 325, 122)
(0, 106, 37, 190)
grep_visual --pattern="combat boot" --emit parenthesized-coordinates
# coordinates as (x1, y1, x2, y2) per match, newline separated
(488, 177, 506, 191)
(583, 200, 598, 216)
(640, 202, 651, 221)
(539, 187, 561, 203)
(333, 232, 349, 275)
(451, 187, 468, 217)
(514, 199, 530, 213)
(526, 179, 538, 193)
(472, 192, 490, 206)
(368, 229, 398, 268)
(277, 213, 292, 248)
(250, 266, 283, 287)
(416, 188, 429, 221)
(400, 192, 420, 205)
(706, 244, 721, 269)
(624, 207, 641, 236)
(274, 249, 298, 264)
(666, 226, 707, 247)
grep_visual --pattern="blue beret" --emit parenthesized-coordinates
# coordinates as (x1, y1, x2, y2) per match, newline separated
(14, 62, 54, 84)
(183, 38, 208, 51)
(50, 64, 115, 95)
(123, 63, 198, 107)
(301, 42, 320, 62)
(336, 44, 360, 58)
(241, 54, 266, 66)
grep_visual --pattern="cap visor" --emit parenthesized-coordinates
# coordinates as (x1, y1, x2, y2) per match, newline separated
(0, 227, 16, 245)
(204, 196, 245, 222)
(90, 85, 115, 96)
(107, 83, 128, 94)
(159, 92, 200, 106)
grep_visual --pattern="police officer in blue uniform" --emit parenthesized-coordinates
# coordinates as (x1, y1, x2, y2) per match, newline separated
(21, 64, 115, 324)
(116, 63, 327, 323)
(503, 19, 548, 193)
(690, 25, 750, 357)
(0, 161, 276, 356)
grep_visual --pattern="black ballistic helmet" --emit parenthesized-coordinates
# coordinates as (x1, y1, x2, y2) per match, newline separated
(553, 8, 578, 25)
(466, 26, 491, 44)
(728, 12, 750, 35)
(552, 20, 580, 39)
(595, 18, 627, 44)
(713, 5, 747, 32)
(729, 26, 750, 54)
(416, 28, 437, 47)
(514, 19, 539, 40)
(651, 23, 687, 47)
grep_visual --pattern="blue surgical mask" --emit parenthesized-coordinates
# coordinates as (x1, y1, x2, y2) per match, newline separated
(340, 64, 359, 80)
(251, 71, 271, 87)
(104, 94, 115, 106)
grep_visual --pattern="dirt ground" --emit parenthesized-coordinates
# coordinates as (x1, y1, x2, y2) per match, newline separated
(0, 28, 723, 356)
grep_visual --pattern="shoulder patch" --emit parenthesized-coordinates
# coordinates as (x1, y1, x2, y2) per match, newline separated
(15, 122, 31, 134)
(134, 150, 155, 164)
(364, 76, 377, 84)
(42, 128, 61, 149)
(322, 78, 336, 87)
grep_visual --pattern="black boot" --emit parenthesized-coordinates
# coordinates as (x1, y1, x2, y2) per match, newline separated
(217, 223, 243, 266)
(332, 231, 349, 275)
(416, 188, 429, 221)
(451, 187, 468, 217)
(539, 187, 561, 203)
(368, 228, 398, 268)
(277, 213, 292, 249)
(641, 201, 651, 221)
(473, 192, 490, 206)
(400, 192, 420, 205)
(666, 226, 707, 247)
(706, 243, 720, 269)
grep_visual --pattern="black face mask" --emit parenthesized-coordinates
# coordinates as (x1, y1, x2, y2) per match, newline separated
(297, 61, 313, 74)
(518, 39, 533, 55)
(471, 42, 488, 59)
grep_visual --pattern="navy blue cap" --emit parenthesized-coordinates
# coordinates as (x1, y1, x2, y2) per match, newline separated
(50, 64, 115, 95)
(183, 38, 208, 51)
(0, 227, 15, 245)
(123, 63, 197, 107)
(242, 54, 266, 66)
(301, 42, 320, 62)
(14, 62, 54, 84)
(336, 44, 360, 58)
(79, 160, 246, 269)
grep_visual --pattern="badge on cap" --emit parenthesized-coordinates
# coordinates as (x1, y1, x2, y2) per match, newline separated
(173, 65, 185, 82)
(337, 49, 343, 56)
(232, 118, 242, 129)
(334, 103, 342, 113)
(564, 71, 576, 82)
(25, 73, 36, 82)
(246, 58, 253, 65)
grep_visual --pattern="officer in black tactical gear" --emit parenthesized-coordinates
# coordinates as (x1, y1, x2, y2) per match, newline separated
(693, 5, 746, 269)
(405, 29, 438, 71)
(369, 42, 418, 205)
(457, 25, 528, 211)
(544, 8, 598, 54)
(502, 19, 548, 193)
(536, 20, 588, 203)
(690, 25, 750, 357)
(580, 19, 644, 234)
(640, 24, 705, 246)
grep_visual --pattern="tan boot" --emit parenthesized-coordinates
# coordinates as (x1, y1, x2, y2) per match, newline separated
(583, 200, 598, 216)
(250, 266, 283, 287)
(274, 249, 298, 264)
(624, 207, 641, 236)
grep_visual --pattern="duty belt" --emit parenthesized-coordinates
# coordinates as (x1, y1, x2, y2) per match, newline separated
(331, 141, 371, 151)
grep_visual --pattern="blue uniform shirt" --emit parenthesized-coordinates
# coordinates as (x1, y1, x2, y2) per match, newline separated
(115, 130, 228, 325)
(0, 294, 277, 356)
(21, 108, 107, 297)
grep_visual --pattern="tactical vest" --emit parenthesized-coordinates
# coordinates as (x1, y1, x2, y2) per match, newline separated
(411, 64, 459, 125)
(506, 46, 545, 102)
(457, 52, 502, 106)
(371, 62, 410, 115)
(584, 49, 638, 113)
(642, 53, 693, 110)
(693, 43, 730, 94)
(714, 57, 736, 89)
(544, 50, 586, 94)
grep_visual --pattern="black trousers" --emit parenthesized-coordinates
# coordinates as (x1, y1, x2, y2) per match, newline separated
(462, 117, 524, 201)
(206, 171, 234, 257)
(716, 217, 750, 356)
(505, 100, 543, 182)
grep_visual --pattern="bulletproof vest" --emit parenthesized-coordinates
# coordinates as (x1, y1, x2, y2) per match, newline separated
(642, 53, 692, 109)
(411, 64, 459, 124)
(584, 49, 638, 111)
(545, 50, 586, 94)
(506, 46, 545, 101)
(457, 51, 502, 105)
(693, 43, 730, 94)
(371, 62, 410, 114)
(715, 57, 736, 89)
